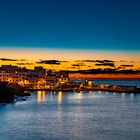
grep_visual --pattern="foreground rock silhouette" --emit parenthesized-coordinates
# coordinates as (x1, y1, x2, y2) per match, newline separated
(0, 82, 15, 103)
(0, 82, 31, 103)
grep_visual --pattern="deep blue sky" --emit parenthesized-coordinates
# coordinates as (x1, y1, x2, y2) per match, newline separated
(0, 0, 140, 51)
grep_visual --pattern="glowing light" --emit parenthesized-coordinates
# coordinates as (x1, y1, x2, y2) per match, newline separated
(37, 91, 42, 102)
(42, 91, 46, 102)
(106, 91, 109, 94)
(113, 92, 116, 95)
(89, 91, 93, 94)
(122, 93, 126, 97)
(58, 91, 62, 104)
(75, 91, 83, 100)
(37, 91, 46, 102)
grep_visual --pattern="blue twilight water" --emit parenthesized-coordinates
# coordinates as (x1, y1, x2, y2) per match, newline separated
(75, 79, 140, 88)
(0, 80, 140, 140)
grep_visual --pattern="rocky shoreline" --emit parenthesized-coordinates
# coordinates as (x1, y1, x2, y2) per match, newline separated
(0, 82, 31, 103)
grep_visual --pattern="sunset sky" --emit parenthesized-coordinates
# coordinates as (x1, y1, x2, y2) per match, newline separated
(0, 0, 140, 68)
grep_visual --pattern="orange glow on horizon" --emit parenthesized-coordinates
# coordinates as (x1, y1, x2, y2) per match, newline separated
(0, 47, 140, 73)
(0, 47, 139, 61)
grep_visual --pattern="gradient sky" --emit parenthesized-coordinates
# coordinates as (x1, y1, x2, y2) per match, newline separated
(0, 0, 140, 60)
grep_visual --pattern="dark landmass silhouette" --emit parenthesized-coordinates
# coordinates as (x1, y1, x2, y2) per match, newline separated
(69, 68, 140, 74)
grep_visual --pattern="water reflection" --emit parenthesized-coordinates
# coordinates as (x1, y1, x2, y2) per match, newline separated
(122, 93, 126, 97)
(130, 93, 134, 101)
(57, 91, 62, 104)
(37, 91, 45, 102)
(50, 92, 53, 100)
(76, 91, 83, 100)
(106, 91, 109, 94)
(36, 90, 136, 104)
(89, 91, 93, 94)
(113, 92, 116, 95)
(1, 89, 140, 140)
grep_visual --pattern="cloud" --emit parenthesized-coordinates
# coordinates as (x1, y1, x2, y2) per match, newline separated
(72, 63, 86, 67)
(59, 61, 69, 63)
(75, 60, 115, 63)
(20, 59, 26, 61)
(120, 65, 133, 67)
(120, 60, 127, 62)
(16, 63, 34, 65)
(0, 58, 26, 61)
(36, 60, 61, 65)
(95, 63, 115, 67)
(0, 58, 18, 61)
(95, 60, 115, 63)
(68, 66, 76, 69)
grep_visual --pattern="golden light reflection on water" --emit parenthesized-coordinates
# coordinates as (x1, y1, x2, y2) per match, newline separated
(50, 92, 53, 100)
(122, 93, 126, 97)
(89, 91, 93, 94)
(37, 91, 46, 102)
(57, 91, 62, 104)
(121, 92, 126, 103)
(113, 92, 116, 95)
(76, 91, 83, 100)
(105, 91, 109, 94)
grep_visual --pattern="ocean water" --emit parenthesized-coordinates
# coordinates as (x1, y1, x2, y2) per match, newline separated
(75, 79, 140, 88)
(0, 80, 140, 140)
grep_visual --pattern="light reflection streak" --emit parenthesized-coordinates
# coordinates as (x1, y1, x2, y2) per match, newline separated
(113, 92, 116, 95)
(50, 92, 53, 100)
(122, 93, 126, 97)
(37, 91, 46, 102)
(130, 93, 134, 101)
(121, 92, 126, 103)
(75, 91, 83, 100)
(57, 91, 62, 104)
(89, 91, 93, 94)
(106, 91, 109, 94)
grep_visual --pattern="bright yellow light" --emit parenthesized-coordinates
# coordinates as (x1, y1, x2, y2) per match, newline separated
(37, 91, 42, 102)
(37, 91, 46, 102)
(58, 91, 62, 104)
(42, 91, 46, 102)
(122, 93, 126, 97)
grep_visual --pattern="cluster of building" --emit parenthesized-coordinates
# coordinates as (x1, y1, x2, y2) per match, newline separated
(0, 65, 69, 89)
(0, 65, 137, 93)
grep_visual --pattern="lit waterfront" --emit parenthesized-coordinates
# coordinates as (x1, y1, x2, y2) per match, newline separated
(0, 88, 140, 140)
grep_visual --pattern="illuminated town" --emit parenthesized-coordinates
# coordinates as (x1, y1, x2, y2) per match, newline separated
(0, 65, 139, 94)
(0, 0, 140, 139)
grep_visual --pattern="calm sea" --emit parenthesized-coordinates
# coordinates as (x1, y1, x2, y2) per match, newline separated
(0, 80, 140, 140)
